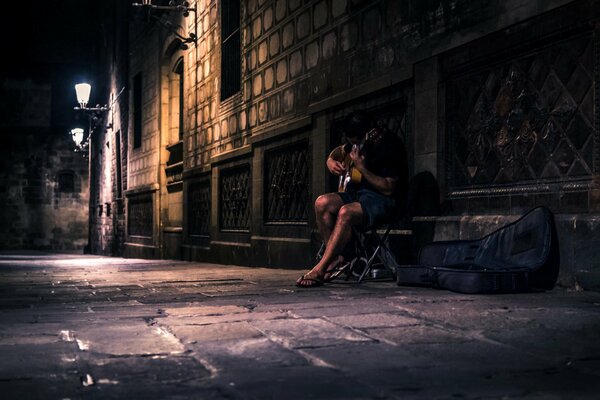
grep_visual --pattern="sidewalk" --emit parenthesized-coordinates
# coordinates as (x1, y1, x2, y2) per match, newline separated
(1, 252, 599, 399)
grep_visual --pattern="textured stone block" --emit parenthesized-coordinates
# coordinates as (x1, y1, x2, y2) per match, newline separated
(229, 114, 238, 134)
(289, 0, 301, 12)
(239, 110, 247, 131)
(263, 7, 273, 31)
(282, 87, 295, 113)
(340, 19, 358, 52)
(249, 105, 257, 127)
(375, 46, 394, 70)
(282, 20, 295, 48)
(252, 17, 262, 40)
(221, 119, 229, 137)
(332, 0, 347, 19)
(305, 40, 320, 70)
(248, 49, 257, 70)
(363, 6, 381, 42)
(297, 11, 310, 40)
(258, 100, 268, 123)
(269, 94, 281, 119)
(269, 32, 280, 57)
(276, 59, 288, 84)
(258, 40, 268, 64)
(247, 0, 256, 14)
(244, 80, 252, 101)
(313, 1, 328, 30)
(322, 30, 337, 59)
(275, 0, 286, 21)
(264, 66, 274, 91)
(253, 73, 263, 97)
(290, 49, 303, 78)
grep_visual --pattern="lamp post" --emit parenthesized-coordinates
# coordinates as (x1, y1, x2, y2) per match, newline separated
(73, 83, 109, 254)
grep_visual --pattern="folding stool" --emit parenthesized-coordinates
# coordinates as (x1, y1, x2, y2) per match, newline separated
(316, 216, 400, 283)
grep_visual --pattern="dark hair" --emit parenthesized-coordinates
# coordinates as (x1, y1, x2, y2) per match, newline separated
(342, 110, 375, 139)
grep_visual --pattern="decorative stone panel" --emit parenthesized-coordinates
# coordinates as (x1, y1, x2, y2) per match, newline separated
(128, 194, 153, 237)
(446, 33, 595, 191)
(220, 165, 251, 231)
(188, 181, 210, 237)
(265, 142, 310, 224)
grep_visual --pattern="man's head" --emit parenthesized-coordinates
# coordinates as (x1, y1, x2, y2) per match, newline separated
(342, 110, 375, 144)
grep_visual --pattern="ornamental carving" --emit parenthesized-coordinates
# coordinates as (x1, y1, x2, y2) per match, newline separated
(188, 182, 210, 236)
(220, 166, 250, 231)
(265, 143, 309, 223)
(128, 195, 153, 237)
(447, 34, 594, 188)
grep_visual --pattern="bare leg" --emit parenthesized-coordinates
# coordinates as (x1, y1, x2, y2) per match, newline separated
(314, 193, 344, 244)
(298, 202, 363, 285)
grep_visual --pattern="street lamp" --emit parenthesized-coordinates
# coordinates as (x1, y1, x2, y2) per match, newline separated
(73, 82, 109, 255)
(70, 128, 85, 149)
(74, 83, 109, 112)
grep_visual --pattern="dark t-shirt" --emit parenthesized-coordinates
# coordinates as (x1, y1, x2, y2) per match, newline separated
(351, 129, 408, 202)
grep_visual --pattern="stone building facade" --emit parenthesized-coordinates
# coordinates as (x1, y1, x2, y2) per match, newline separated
(0, 88, 89, 251)
(0, 0, 106, 253)
(93, 0, 599, 289)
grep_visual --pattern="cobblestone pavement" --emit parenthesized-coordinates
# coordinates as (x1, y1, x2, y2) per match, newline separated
(1, 252, 600, 399)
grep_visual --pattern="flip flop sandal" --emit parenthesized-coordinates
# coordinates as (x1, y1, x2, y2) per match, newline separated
(296, 274, 324, 288)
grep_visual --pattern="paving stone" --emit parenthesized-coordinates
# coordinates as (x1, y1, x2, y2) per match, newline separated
(73, 321, 185, 356)
(250, 317, 374, 348)
(0, 376, 82, 400)
(303, 341, 417, 371)
(162, 310, 287, 326)
(1, 253, 600, 399)
(189, 337, 309, 370)
(364, 325, 468, 346)
(164, 304, 249, 317)
(327, 312, 421, 329)
(82, 354, 211, 387)
(169, 321, 264, 344)
(0, 342, 80, 380)
(213, 365, 376, 400)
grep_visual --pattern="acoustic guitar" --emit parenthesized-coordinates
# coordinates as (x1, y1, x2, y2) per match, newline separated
(335, 128, 383, 192)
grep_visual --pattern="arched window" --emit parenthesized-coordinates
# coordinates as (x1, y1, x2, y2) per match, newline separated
(173, 57, 184, 140)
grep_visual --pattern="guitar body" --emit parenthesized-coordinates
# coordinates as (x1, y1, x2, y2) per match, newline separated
(335, 128, 383, 193)
(338, 154, 362, 192)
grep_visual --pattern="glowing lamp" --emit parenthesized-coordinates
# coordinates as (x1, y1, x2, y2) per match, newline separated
(75, 83, 92, 109)
(71, 128, 85, 147)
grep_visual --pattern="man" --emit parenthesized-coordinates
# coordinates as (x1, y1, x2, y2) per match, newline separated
(296, 110, 408, 287)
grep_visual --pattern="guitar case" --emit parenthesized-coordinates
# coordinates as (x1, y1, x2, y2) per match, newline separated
(396, 206, 560, 294)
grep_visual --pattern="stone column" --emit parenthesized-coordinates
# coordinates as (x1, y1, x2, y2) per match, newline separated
(413, 57, 441, 181)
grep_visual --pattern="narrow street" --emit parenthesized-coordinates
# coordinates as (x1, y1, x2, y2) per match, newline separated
(1, 252, 599, 399)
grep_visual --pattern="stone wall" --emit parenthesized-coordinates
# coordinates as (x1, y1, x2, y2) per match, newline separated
(89, 0, 600, 288)
(0, 128, 88, 251)
(88, 0, 130, 257)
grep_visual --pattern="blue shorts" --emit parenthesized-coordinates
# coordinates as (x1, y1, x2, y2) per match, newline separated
(336, 189, 395, 230)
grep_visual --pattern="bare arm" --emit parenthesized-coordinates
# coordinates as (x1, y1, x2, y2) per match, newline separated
(327, 145, 346, 176)
(349, 146, 398, 196)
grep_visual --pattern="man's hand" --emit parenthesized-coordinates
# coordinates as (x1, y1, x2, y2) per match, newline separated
(327, 158, 346, 176)
(349, 145, 366, 173)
